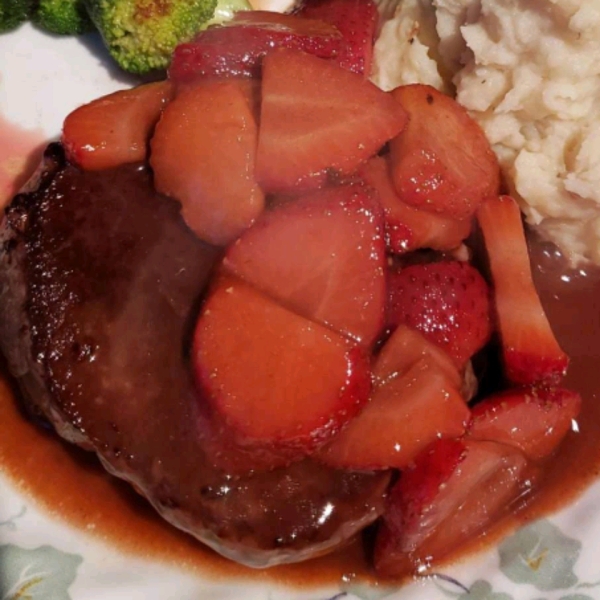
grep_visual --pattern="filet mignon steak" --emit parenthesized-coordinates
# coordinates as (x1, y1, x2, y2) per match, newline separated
(0, 144, 390, 567)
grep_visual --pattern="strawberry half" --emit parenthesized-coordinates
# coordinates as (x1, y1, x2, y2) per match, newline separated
(469, 387, 581, 461)
(297, 0, 379, 75)
(374, 438, 532, 577)
(169, 11, 343, 81)
(359, 155, 472, 253)
(151, 79, 264, 246)
(478, 195, 569, 385)
(318, 356, 469, 470)
(387, 261, 493, 366)
(63, 81, 172, 171)
(389, 84, 500, 219)
(256, 48, 407, 193)
(193, 275, 371, 452)
(223, 184, 386, 347)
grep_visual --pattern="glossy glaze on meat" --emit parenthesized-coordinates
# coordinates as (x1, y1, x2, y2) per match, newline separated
(0, 143, 390, 567)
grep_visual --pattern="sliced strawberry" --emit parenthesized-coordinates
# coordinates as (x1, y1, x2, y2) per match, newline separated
(151, 79, 264, 246)
(223, 184, 386, 347)
(297, 0, 379, 75)
(256, 49, 407, 193)
(63, 81, 173, 171)
(374, 438, 531, 577)
(169, 11, 343, 82)
(374, 325, 461, 389)
(478, 195, 569, 385)
(359, 156, 472, 253)
(387, 261, 492, 366)
(233, 76, 262, 123)
(389, 84, 500, 219)
(469, 387, 581, 461)
(193, 275, 371, 452)
(318, 356, 469, 470)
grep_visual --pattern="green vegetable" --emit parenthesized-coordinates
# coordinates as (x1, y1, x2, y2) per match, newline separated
(0, 0, 33, 32)
(33, 0, 94, 35)
(84, 0, 250, 74)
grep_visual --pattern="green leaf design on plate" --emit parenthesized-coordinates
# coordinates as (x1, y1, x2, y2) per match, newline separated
(456, 580, 513, 600)
(0, 507, 27, 532)
(0, 544, 82, 600)
(339, 580, 400, 600)
(498, 520, 581, 591)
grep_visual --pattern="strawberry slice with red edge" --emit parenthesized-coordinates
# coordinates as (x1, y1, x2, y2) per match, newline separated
(374, 324, 461, 388)
(223, 183, 386, 347)
(359, 155, 472, 253)
(63, 81, 173, 171)
(469, 386, 581, 460)
(387, 261, 493, 366)
(151, 79, 264, 246)
(169, 11, 343, 82)
(297, 0, 379, 75)
(193, 275, 371, 453)
(478, 195, 569, 385)
(317, 356, 469, 470)
(374, 437, 533, 577)
(389, 84, 500, 219)
(256, 48, 407, 193)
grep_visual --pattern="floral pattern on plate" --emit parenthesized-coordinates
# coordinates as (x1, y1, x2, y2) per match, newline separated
(0, 542, 82, 600)
(3, 471, 600, 600)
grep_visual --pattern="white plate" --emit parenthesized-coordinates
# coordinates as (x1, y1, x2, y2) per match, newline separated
(2, 22, 600, 600)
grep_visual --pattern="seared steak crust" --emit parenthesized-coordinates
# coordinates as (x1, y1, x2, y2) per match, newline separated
(0, 144, 389, 567)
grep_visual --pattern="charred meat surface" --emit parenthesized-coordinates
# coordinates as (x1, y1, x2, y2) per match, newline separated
(0, 144, 390, 567)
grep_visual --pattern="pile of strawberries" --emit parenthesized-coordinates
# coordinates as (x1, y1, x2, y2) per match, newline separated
(61, 0, 581, 579)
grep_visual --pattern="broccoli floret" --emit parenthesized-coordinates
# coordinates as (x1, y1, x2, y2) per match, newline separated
(0, 0, 33, 32)
(33, 0, 94, 35)
(84, 0, 219, 74)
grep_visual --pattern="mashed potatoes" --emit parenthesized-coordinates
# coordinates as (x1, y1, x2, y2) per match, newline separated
(372, 0, 446, 91)
(373, 0, 600, 265)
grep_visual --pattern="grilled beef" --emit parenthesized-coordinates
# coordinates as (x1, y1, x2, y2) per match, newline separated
(0, 144, 390, 567)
